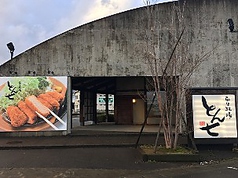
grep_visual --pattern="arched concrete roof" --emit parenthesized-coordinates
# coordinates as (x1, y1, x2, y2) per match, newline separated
(0, 0, 238, 87)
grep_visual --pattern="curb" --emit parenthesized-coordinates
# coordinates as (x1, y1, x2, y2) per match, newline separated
(0, 143, 137, 150)
(139, 148, 200, 162)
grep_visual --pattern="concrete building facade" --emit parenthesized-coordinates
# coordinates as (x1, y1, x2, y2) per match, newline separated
(0, 0, 238, 136)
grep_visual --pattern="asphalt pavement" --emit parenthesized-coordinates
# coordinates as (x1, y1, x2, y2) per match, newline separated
(0, 124, 173, 149)
(0, 125, 237, 177)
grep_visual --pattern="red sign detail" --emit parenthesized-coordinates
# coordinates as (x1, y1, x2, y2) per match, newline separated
(199, 121, 205, 126)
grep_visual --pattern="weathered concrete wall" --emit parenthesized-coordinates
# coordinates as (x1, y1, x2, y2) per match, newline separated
(0, 0, 238, 87)
(185, 0, 238, 87)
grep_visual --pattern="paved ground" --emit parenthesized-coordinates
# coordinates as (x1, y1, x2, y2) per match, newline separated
(0, 124, 185, 149)
(0, 125, 237, 177)
(0, 133, 158, 149)
(0, 149, 237, 178)
(0, 145, 237, 178)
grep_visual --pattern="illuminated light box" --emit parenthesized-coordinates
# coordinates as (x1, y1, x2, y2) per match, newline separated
(192, 95, 237, 138)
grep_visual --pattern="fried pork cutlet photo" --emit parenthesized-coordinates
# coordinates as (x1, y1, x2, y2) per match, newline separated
(38, 93, 60, 111)
(25, 95, 50, 118)
(18, 101, 37, 125)
(47, 91, 64, 103)
(0, 77, 66, 129)
(37, 97, 54, 111)
(6, 106, 28, 127)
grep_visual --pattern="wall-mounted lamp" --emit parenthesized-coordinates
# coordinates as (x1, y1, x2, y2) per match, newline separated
(132, 99, 136, 104)
(7, 42, 15, 59)
(28, 71, 36, 75)
(227, 18, 234, 32)
(48, 69, 54, 75)
(9, 71, 17, 75)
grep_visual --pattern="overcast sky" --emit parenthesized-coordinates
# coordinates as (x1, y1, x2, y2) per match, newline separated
(0, 0, 175, 65)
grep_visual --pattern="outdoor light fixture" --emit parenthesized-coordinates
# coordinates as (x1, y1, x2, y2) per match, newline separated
(28, 71, 36, 75)
(132, 99, 136, 103)
(7, 42, 15, 59)
(9, 71, 17, 75)
(48, 70, 54, 75)
(227, 18, 234, 32)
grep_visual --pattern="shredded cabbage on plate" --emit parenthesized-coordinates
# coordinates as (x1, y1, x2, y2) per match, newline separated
(0, 77, 52, 111)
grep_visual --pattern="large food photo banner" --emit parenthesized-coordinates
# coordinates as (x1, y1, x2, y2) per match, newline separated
(0, 76, 67, 132)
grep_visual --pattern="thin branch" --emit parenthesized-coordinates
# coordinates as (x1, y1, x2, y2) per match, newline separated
(162, 27, 185, 78)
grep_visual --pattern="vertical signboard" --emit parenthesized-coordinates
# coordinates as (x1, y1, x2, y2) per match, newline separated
(0, 76, 67, 132)
(192, 94, 237, 138)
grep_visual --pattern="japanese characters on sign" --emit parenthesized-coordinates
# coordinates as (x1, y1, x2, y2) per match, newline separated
(5, 81, 21, 100)
(192, 95, 237, 138)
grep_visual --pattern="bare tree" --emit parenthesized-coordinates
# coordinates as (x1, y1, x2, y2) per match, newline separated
(141, 0, 217, 150)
